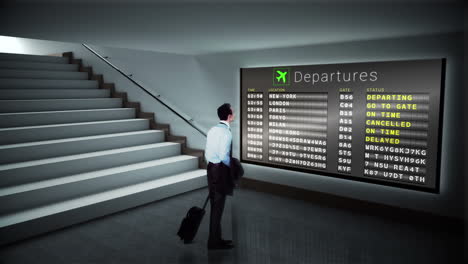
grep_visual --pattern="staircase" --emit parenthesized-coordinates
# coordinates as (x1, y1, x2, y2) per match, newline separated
(0, 52, 207, 246)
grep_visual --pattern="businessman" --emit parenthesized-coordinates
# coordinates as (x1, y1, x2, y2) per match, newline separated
(205, 103, 235, 250)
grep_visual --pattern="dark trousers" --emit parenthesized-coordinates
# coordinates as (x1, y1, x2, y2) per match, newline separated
(207, 162, 228, 244)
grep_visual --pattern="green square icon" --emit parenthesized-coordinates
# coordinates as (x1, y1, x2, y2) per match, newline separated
(273, 67, 290, 86)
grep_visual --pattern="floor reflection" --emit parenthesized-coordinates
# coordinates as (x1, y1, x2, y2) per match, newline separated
(0, 188, 462, 264)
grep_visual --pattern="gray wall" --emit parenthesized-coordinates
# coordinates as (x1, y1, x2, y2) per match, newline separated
(195, 33, 464, 219)
(1, 33, 463, 218)
(0, 2, 464, 218)
(0, 3, 463, 55)
(73, 45, 209, 150)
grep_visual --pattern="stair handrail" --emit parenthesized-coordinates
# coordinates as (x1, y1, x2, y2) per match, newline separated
(82, 43, 207, 137)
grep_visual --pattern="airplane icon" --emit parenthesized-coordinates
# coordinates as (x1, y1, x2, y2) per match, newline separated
(275, 70, 288, 83)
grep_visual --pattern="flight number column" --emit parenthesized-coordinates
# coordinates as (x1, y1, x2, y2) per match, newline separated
(246, 93, 264, 161)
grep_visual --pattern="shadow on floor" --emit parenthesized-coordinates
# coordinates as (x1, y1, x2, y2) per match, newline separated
(0, 187, 462, 264)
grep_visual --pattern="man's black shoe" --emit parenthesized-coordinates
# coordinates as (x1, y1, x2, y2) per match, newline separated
(207, 243, 234, 250)
(221, 239, 233, 245)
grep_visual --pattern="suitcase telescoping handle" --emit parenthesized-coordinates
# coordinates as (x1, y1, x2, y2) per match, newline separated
(202, 194, 210, 210)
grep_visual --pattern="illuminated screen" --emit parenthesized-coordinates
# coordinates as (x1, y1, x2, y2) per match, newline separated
(240, 59, 445, 192)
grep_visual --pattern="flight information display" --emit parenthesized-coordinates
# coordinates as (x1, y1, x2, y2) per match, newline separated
(240, 59, 445, 192)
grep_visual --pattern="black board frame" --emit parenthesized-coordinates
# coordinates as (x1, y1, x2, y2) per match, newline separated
(239, 58, 446, 194)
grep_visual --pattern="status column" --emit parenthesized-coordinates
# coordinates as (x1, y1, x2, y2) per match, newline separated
(364, 93, 430, 185)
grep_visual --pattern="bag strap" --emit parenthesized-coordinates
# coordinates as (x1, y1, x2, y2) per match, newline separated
(202, 194, 210, 210)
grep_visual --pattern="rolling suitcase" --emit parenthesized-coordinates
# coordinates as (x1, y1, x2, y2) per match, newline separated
(177, 194, 210, 244)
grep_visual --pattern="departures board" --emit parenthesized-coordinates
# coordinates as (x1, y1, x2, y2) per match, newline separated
(240, 59, 445, 192)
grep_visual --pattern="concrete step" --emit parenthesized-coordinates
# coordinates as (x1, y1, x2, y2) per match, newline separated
(0, 53, 69, 64)
(0, 89, 110, 99)
(0, 61, 79, 72)
(0, 142, 181, 188)
(0, 98, 122, 113)
(0, 169, 207, 245)
(0, 155, 199, 215)
(0, 118, 150, 145)
(0, 69, 88, 80)
(0, 130, 165, 164)
(0, 79, 98, 89)
(0, 108, 136, 128)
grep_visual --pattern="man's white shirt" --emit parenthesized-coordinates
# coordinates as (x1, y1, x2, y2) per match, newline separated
(205, 121, 232, 167)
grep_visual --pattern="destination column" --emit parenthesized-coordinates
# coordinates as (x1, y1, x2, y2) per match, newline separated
(246, 92, 264, 161)
(267, 93, 328, 170)
(364, 93, 430, 185)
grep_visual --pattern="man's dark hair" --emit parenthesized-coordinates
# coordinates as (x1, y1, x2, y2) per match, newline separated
(217, 103, 232, 121)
